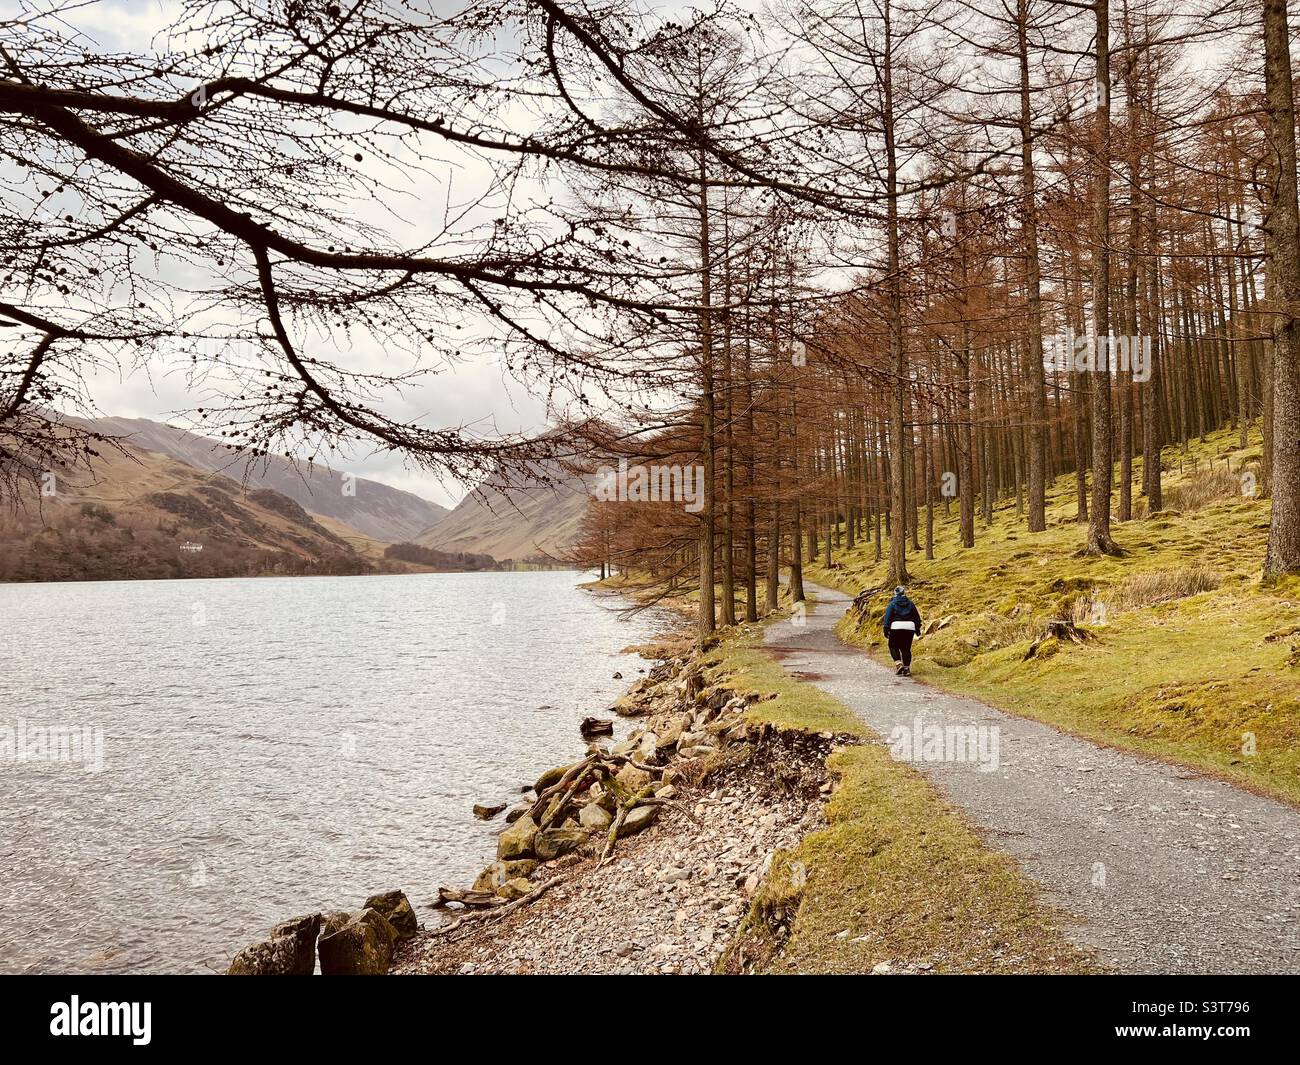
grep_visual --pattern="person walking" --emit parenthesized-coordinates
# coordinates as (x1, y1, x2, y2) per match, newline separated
(882, 585, 922, 676)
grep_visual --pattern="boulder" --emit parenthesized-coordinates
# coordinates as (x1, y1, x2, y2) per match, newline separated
(678, 730, 718, 751)
(363, 890, 417, 942)
(319, 910, 352, 939)
(614, 763, 652, 794)
(610, 694, 646, 717)
(655, 712, 691, 748)
(638, 732, 659, 761)
(679, 745, 716, 759)
(497, 814, 538, 860)
(228, 937, 299, 976)
(578, 802, 613, 830)
(473, 803, 507, 820)
(269, 913, 321, 973)
(534, 824, 587, 861)
(504, 803, 531, 824)
(534, 765, 572, 793)
(496, 877, 532, 901)
(228, 912, 320, 976)
(473, 859, 538, 892)
(617, 804, 659, 838)
(317, 908, 397, 976)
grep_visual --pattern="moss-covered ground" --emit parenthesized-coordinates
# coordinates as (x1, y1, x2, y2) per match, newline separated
(710, 631, 1096, 974)
(805, 426, 1300, 806)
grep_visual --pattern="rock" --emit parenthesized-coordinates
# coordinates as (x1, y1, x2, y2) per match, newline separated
(473, 802, 507, 820)
(610, 737, 638, 757)
(472, 859, 538, 892)
(612, 671, 623, 679)
(228, 913, 320, 976)
(610, 694, 646, 717)
(678, 745, 716, 759)
(497, 814, 538, 860)
(679, 730, 718, 751)
(579, 802, 613, 830)
(656, 866, 689, 883)
(615, 763, 652, 794)
(534, 765, 572, 793)
(472, 863, 504, 892)
(580, 716, 614, 738)
(270, 912, 321, 973)
(655, 712, 691, 748)
(317, 908, 397, 976)
(228, 936, 302, 976)
(504, 803, 531, 824)
(638, 732, 658, 760)
(363, 890, 417, 942)
(655, 784, 678, 801)
(496, 877, 532, 901)
(534, 824, 588, 861)
(617, 804, 658, 838)
(319, 910, 352, 939)
(872, 961, 894, 975)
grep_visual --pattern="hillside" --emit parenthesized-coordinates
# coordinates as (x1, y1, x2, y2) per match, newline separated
(803, 426, 1300, 805)
(0, 444, 378, 582)
(414, 469, 588, 564)
(76, 416, 449, 543)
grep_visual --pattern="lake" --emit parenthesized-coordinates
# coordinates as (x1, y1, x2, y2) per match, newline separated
(0, 570, 673, 973)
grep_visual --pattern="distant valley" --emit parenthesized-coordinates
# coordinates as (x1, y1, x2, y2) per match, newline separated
(0, 417, 589, 582)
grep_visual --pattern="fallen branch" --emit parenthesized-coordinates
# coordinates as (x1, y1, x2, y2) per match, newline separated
(598, 784, 656, 867)
(424, 877, 562, 940)
(528, 755, 597, 823)
(433, 887, 503, 909)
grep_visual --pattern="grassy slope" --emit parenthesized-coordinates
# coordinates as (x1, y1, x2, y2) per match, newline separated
(805, 426, 1300, 806)
(708, 632, 1095, 974)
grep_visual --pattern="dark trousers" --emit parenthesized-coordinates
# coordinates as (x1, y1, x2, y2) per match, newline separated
(887, 629, 914, 668)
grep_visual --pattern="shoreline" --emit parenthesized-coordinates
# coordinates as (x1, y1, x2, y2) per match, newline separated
(394, 634, 851, 975)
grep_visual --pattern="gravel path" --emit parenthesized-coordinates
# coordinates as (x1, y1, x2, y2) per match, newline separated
(766, 581, 1300, 974)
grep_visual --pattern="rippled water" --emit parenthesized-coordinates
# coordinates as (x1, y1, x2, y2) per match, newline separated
(0, 570, 672, 974)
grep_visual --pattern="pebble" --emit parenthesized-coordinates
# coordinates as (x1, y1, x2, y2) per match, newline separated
(393, 741, 831, 975)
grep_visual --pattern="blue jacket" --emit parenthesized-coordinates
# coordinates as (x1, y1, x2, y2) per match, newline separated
(882, 592, 922, 636)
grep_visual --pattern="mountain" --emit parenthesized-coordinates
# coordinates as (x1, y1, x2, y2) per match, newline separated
(0, 443, 377, 582)
(74, 416, 449, 543)
(413, 469, 589, 564)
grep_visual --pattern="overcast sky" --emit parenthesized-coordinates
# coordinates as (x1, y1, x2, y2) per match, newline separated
(36, 0, 565, 511)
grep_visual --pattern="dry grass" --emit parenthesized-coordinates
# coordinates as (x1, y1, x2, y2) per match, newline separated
(1148, 464, 1245, 514)
(1065, 564, 1223, 625)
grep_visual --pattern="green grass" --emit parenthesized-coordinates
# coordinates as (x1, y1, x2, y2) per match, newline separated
(806, 425, 1300, 806)
(710, 627, 1097, 974)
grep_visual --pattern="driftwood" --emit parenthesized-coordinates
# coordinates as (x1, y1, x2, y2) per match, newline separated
(433, 887, 503, 909)
(580, 716, 614, 738)
(425, 878, 562, 940)
(598, 783, 657, 867)
(528, 755, 598, 824)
